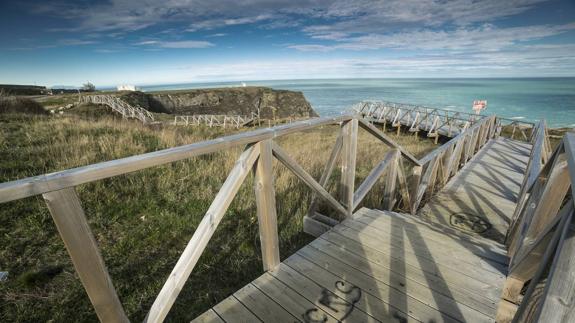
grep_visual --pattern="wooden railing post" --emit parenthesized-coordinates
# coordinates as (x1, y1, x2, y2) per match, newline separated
(254, 139, 280, 271)
(409, 165, 423, 214)
(43, 188, 129, 323)
(340, 119, 358, 216)
(382, 150, 399, 210)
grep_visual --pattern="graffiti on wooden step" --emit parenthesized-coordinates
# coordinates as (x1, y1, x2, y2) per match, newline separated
(301, 280, 361, 322)
(450, 212, 492, 233)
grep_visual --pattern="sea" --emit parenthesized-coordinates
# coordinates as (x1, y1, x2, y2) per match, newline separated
(139, 78, 575, 128)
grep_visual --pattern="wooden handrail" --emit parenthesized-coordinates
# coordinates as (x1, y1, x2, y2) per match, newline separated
(0, 115, 352, 203)
(408, 115, 496, 213)
(497, 131, 575, 323)
(506, 120, 553, 253)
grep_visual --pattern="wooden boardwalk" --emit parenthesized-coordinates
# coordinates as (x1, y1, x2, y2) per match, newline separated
(194, 208, 508, 323)
(193, 137, 535, 323)
(2, 108, 572, 323)
(419, 138, 532, 243)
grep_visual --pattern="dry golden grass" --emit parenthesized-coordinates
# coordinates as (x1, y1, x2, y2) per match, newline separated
(0, 112, 436, 322)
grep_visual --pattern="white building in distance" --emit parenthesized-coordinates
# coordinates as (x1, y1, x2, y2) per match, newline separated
(117, 84, 139, 91)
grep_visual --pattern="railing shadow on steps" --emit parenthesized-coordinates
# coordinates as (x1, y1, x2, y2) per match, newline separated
(0, 111, 498, 322)
(496, 119, 575, 323)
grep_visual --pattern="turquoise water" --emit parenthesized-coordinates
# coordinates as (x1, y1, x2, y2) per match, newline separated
(141, 78, 575, 127)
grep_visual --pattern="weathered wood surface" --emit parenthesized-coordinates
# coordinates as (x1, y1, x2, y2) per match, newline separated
(43, 188, 129, 323)
(418, 137, 532, 243)
(194, 208, 505, 322)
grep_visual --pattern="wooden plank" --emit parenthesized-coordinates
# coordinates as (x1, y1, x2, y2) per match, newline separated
(396, 157, 411, 209)
(425, 151, 441, 197)
(357, 118, 421, 165)
(310, 237, 499, 315)
(234, 283, 297, 322)
(319, 229, 502, 303)
(191, 309, 225, 323)
(338, 218, 507, 276)
(303, 214, 333, 237)
(411, 157, 439, 212)
(330, 222, 505, 285)
(355, 209, 508, 264)
(251, 272, 340, 323)
(301, 242, 495, 322)
(446, 135, 465, 177)
(534, 210, 575, 322)
(510, 203, 573, 279)
(438, 143, 453, 186)
(253, 140, 280, 271)
(0, 115, 352, 203)
(524, 160, 570, 240)
(271, 142, 348, 217)
(507, 143, 561, 251)
(42, 188, 129, 323)
(340, 119, 358, 215)
(145, 145, 260, 323)
(290, 250, 463, 323)
(510, 155, 569, 257)
(213, 295, 261, 322)
(382, 150, 399, 210)
(269, 263, 383, 322)
(352, 150, 395, 210)
(409, 165, 422, 214)
(360, 208, 507, 251)
(510, 212, 572, 322)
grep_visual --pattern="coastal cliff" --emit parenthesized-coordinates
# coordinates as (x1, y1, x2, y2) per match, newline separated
(121, 87, 317, 118)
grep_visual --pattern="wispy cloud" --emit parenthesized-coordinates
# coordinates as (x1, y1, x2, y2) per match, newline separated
(186, 14, 275, 32)
(8, 38, 98, 50)
(291, 23, 575, 52)
(32, 0, 549, 34)
(207, 33, 228, 37)
(135, 40, 214, 48)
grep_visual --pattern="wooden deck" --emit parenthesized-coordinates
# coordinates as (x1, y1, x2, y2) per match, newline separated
(4, 108, 570, 322)
(194, 208, 508, 323)
(418, 137, 532, 243)
(192, 137, 535, 323)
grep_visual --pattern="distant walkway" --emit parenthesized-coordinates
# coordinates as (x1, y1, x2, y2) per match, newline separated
(80, 95, 154, 124)
(418, 137, 532, 243)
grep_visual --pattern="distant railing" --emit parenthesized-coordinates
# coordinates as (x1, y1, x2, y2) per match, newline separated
(494, 117, 537, 142)
(173, 114, 252, 128)
(355, 101, 537, 144)
(81, 95, 154, 124)
(497, 123, 574, 322)
(354, 101, 483, 142)
(0, 111, 498, 322)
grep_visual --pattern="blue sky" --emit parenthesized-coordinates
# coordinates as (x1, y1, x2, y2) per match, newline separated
(1, 0, 574, 87)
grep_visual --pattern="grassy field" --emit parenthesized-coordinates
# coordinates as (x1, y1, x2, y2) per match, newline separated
(0, 109, 436, 322)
